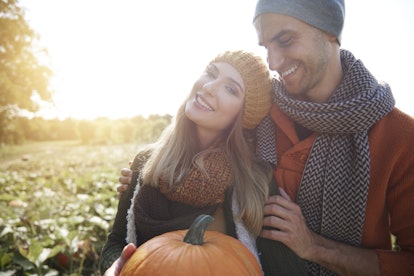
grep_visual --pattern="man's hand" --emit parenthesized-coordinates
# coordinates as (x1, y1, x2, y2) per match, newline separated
(103, 243, 136, 276)
(260, 188, 380, 275)
(117, 168, 132, 199)
(260, 187, 316, 260)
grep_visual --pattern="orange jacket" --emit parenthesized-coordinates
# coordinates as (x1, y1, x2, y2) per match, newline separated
(270, 104, 414, 275)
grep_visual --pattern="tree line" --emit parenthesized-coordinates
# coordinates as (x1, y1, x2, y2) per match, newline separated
(1, 114, 172, 145)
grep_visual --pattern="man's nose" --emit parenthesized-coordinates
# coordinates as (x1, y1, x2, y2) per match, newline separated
(267, 48, 284, 71)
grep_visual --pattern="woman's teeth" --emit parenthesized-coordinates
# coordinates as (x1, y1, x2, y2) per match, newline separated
(197, 96, 214, 111)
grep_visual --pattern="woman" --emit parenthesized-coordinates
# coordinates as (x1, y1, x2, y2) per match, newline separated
(100, 50, 306, 275)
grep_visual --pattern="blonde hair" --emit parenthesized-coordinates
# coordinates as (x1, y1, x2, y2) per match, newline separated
(140, 50, 272, 235)
(140, 99, 271, 236)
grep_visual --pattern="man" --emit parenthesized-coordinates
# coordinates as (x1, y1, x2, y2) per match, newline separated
(253, 0, 414, 275)
(114, 0, 414, 275)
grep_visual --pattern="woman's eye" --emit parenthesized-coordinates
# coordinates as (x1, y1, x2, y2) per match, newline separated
(226, 86, 238, 96)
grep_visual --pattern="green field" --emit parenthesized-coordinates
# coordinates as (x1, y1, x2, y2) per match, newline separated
(0, 140, 142, 275)
(1, 140, 400, 275)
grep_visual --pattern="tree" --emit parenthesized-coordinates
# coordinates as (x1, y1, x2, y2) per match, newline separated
(0, 0, 53, 144)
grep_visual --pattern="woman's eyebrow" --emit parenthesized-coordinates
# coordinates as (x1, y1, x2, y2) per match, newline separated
(213, 63, 244, 93)
(227, 77, 243, 93)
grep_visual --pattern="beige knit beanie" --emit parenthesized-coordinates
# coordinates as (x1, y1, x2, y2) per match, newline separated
(210, 50, 272, 129)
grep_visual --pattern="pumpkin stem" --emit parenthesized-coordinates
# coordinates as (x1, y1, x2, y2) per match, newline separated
(183, 214, 214, 245)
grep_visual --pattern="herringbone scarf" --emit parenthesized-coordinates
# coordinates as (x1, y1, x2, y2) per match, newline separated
(257, 49, 395, 276)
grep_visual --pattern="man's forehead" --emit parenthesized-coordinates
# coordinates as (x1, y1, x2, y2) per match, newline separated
(254, 13, 299, 42)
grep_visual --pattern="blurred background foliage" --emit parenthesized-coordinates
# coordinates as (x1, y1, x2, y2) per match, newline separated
(1, 1, 172, 274)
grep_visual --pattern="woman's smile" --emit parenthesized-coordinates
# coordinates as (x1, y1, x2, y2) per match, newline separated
(195, 94, 214, 111)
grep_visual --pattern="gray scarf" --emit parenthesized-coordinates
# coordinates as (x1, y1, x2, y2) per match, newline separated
(257, 49, 395, 275)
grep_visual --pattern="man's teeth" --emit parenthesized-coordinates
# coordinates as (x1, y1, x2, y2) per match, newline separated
(281, 64, 298, 78)
(197, 96, 213, 111)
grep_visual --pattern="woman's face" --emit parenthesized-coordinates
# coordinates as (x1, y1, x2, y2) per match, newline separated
(185, 62, 245, 143)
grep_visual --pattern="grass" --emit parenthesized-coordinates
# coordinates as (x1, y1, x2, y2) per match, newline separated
(0, 140, 142, 275)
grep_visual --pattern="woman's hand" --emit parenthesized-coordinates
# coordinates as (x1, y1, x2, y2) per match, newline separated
(103, 243, 136, 276)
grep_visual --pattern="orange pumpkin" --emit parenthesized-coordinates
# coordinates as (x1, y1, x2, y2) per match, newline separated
(120, 214, 261, 275)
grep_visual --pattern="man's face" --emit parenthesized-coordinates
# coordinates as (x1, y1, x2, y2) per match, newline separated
(254, 13, 337, 103)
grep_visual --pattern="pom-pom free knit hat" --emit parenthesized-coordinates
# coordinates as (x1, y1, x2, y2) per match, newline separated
(210, 50, 272, 129)
(253, 0, 345, 44)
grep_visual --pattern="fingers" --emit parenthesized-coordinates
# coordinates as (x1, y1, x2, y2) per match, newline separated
(262, 212, 289, 231)
(117, 184, 129, 193)
(260, 225, 288, 241)
(117, 184, 129, 199)
(104, 244, 136, 276)
(119, 168, 132, 185)
(263, 195, 290, 214)
(121, 168, 132, 177)
(278, 187, 292, 201)
(262, 191, 304, 233)
(117, 168, 132, 199)
(118, 168, 132, 187)
(118, 175, 131, 185)
(121, 243, 136, 260)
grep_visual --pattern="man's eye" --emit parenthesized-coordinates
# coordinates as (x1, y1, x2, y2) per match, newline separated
(279, 38, 292, 47)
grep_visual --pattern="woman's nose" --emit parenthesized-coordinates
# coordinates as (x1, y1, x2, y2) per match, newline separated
(202, 81, 218, 96)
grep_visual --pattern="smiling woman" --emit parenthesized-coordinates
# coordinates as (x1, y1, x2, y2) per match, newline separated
(20, 0, 414, 119)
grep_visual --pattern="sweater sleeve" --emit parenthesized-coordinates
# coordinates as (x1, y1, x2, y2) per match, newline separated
(374, 110, 414, 275)
(99, 154, 143, 274)
(376, 153, 414, 274)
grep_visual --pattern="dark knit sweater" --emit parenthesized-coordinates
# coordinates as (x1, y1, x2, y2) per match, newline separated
(99, 153, 308, 275)
(98, 154, 237, 274)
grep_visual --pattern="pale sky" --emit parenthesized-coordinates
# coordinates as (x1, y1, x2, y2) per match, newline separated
(21, 0, 414, 119)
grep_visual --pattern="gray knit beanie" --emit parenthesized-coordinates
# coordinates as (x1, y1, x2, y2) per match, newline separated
(253, 0, 345, 44)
